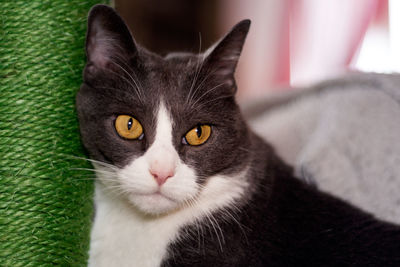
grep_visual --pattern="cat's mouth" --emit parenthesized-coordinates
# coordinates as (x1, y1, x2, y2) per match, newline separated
(137, 191, 177, 202)
(127, 190, 183, 215)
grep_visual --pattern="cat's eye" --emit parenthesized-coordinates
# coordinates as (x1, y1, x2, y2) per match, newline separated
(115, 115, 143, 140)
(183, 124, 211, 146)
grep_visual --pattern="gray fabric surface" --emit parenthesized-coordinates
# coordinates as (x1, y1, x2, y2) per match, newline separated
(244, 73, 400, 224)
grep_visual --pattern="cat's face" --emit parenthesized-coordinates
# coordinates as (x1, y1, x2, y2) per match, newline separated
(77, 5, 251, 215)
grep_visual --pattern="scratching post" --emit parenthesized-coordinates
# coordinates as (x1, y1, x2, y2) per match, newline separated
(0, 1, 107, 265)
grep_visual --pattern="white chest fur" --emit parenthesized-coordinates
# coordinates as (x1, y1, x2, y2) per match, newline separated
(89, 173, 247, 267)
(89, 183, 181, 267)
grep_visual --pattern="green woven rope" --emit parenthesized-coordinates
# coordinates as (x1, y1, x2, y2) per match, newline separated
(0, 1, 108, 266)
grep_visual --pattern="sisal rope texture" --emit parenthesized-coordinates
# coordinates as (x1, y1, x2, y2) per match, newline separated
(0, 1, 108, 266)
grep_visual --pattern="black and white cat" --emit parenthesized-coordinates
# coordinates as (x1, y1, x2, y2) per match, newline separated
(77, 5, 400, 267)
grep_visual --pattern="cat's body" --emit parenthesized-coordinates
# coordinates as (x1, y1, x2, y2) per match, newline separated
(77, 5, 400, 267)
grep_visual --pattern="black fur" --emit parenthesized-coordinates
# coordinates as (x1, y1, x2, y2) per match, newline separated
(77, 5, 400, 266)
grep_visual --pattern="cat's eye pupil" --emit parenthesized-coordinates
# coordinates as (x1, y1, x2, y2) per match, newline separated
(127, 118, 133, 130)
(196, 125, 202, 137)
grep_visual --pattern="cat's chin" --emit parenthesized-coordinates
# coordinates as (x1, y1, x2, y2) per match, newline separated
(127, 192, 182, 215)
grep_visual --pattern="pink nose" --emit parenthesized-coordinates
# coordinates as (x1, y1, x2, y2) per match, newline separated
(150, 168, 174, 186)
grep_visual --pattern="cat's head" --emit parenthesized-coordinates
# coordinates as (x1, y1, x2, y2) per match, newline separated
(77, 5, 251, 215)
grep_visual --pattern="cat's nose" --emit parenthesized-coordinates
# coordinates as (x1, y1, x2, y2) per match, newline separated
(150, 168, 174, 186)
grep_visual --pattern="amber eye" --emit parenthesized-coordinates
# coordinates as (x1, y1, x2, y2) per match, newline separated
(115, 115, 143, 140)
(184, 124, 211, 146)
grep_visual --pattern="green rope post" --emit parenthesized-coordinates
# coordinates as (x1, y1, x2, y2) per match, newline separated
(0, 1, 107, 266)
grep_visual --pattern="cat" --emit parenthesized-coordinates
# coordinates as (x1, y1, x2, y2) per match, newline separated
(76, 4, 400, 267)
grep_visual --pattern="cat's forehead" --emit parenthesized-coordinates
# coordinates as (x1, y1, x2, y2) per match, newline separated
(144, 51, 201, 78)
(137, 51, 204, 99)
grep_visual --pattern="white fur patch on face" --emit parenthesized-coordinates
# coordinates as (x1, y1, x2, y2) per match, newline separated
(117, 102, 198, 215)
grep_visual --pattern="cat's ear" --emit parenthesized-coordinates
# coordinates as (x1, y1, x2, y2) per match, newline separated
(203, 20, 250, 85)
(85, 5, 137, 71)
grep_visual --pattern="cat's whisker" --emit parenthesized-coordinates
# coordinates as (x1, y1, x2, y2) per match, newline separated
(188, 182, 249, 228)
(203, 210, 224, 252)
(184, 183, 246, 247)
(94, 171, 118, 177)
(186, 68, 218, 108)
(116, 178, 162, 193)
(189, 83, 225, 109)
(72, 171, 119, 184)
(186, 33, 205, 105)
(186, 33, 202, 100)
(101, 186, 128, 198)
(106, 68, 144, 103)
(195, 207, 207, 252)
(220, 206, 249, 244)
(109, 58, 145, 102)
(209, 210, 226, 246)
(186, 65, 203, 105)
(67, 155, 119, 170)
(114, 56, 141, 83)
(186, 195, 225, 252)
(107, 184, 130, 195)
(93, 172, 117, 179)
(184, 197, 206, 252)
(192, 94, 232, 112)
(72, 172, 103, 178)
(70, 167, 116, 175)
(183, 199, 202, 249)
(226, 201, 242, 214)
(97, 178, 121, 185)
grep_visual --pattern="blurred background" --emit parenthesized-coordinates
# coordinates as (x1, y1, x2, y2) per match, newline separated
(114, 0, 397, 100)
